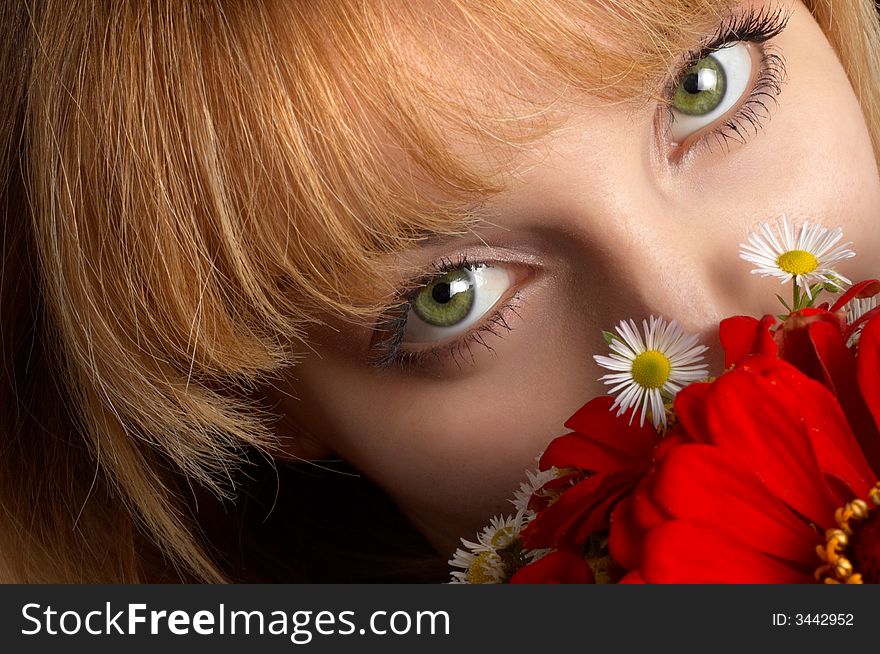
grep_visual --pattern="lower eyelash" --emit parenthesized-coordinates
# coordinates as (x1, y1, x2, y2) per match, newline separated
(369, 291, 524, 372)
(703, 44, 787, 154)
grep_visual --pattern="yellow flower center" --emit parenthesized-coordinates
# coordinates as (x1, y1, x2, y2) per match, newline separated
(776, 249, 819, 276)
(490, 526, 515, 548)
(466, 552, 500, 584)
(631, 350, 672, 389)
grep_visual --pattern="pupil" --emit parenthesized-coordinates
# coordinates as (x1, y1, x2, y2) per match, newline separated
(683, 72, 700, 95)
(432, 282, 452, 304)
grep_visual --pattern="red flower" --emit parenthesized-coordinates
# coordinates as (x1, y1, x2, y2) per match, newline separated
(520, 396, 659, 550)
(720, 279, 880, 372)
(719, 282, 880, 474)
(610, 353, 880, 583)
(509, 549, 595, 584)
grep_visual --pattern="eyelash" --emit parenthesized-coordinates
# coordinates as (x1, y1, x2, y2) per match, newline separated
(368, 254, 524, 370)
(371, 5, 791, 369)
(664, 3, 790, 154)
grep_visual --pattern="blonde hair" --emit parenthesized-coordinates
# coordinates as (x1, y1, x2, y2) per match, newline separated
(2, 0, 879, 582)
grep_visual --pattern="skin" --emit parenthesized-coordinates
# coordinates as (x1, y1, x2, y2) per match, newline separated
(270, 0, 880, 561)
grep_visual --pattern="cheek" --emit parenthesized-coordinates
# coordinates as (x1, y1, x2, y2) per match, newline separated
(760, 60, 880, 251)
(281, 298, 604, 542)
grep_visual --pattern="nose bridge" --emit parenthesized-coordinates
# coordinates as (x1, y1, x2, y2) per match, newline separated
(516, 111, 764, 341)
(573, 171, 750, 341)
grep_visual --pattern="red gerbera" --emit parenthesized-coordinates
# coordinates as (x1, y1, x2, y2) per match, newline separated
(610, 349, 880, 583)
(719, 280, 880, 473)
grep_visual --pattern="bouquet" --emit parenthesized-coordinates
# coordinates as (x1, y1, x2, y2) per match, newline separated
(450, 216, 880, 584)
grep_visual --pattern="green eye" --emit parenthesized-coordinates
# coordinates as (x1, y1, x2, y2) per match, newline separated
(673, 54, 726, 116)
(668, 42, 756, 144)
(411, 269, 475, 327)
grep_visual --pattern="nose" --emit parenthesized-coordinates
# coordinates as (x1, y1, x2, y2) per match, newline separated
(511, 103, 861, 379)
(538, 158, 770, 376)
(558, 188, 753, 344)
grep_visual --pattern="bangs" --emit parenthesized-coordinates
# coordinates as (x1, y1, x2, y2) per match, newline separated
(191, 0, 739, 316)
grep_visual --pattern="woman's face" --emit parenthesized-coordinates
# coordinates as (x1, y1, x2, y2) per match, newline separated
(273, 0, 880, 557)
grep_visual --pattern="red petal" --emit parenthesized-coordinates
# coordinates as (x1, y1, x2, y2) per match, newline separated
(678, 358, 841, 526)
(724, 352, 872, 487)
(560, 396, 659, 462)
(719, 316, 760, 369)
(807, 320, 856, 393)
(510, 549, 595, 584)
(750, 332, 876, 498)
(829, 278, 880, 313)
(521, 470, 642, 549)
(630, 474, 668, 532)
(719, 315, 778, 369)
(672, 381, 713, 444)
(652, 431, 688, 459)
(540, 432, 639, 473)
(607, 474, 668, 571)
(521, 473, 608, 548)
(608, 497, 641, 572)
(651, 444, 819, 565)
(755, 315, 781, 356)
(789, 350, 877, 495)
(571, 476, 633, 544)
(857, 315, 880, 475)
(776, 313, 837, 381)
(639, 522, 815, 583)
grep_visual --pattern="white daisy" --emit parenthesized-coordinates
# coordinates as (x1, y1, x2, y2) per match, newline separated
(739, 215, 855, 300)
(448, 548, 505, 584)
(448, 511, 533, 584)
(846, 295, 879, 325)
(510, 466, 561, 516)
(594, 316, 708, 429)
(845, 295, 879, 346)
